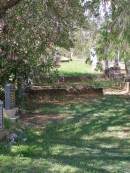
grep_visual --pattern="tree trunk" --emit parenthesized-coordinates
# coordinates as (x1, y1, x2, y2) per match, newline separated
(125, 61, 128, 75)
(114, 57, 119, 67)
(105, 59, 109, 70)
(0, 18, 5, 33)
(0, 0, 21, 16)
(114, 49, 120, 67)
(104, 59, 109, 78)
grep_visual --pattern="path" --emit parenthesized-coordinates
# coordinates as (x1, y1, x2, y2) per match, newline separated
(104, 82, 130, 95)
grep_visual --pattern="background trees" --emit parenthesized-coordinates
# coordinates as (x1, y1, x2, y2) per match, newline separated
(85, 0, 130, 69)
(1, 0, 130, 86)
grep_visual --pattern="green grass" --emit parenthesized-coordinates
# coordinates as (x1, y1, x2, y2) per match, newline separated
(1, 96, 130, 172)
(59, 60, 99, 77)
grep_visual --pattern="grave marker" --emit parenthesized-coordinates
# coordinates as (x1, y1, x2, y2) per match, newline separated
(5, 83, 15, 110)
(55, 51, 61, 66)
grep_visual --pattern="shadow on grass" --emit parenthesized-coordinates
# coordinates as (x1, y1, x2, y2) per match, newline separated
(1, 96, 130, 172)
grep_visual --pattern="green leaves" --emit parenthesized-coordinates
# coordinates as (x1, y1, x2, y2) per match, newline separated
(0, 0, 85, 85)
(87, 0, 130, 63)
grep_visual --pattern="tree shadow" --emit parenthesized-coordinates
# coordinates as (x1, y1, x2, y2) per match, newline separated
(1, 95, 130, 172)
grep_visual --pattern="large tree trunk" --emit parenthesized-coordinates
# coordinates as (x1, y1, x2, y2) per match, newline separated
(0, 0, 21, 47)
(0, 0, 21, 16)
(114, 49, 120, 67)
(104, 59, 109, 78)
(105, 59, 109, 70)
(0, 18, 5, 33)
(125, 61, 128, 75)
(0, 0, 21, 33)
(114, 57, 119, 67)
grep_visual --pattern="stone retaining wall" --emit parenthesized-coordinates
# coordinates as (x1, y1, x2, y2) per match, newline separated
(26, 86, 103, 101)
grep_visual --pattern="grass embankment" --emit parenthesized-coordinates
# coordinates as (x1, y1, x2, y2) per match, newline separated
(0, 96, 130, 172)
(58, 60, 125, 89)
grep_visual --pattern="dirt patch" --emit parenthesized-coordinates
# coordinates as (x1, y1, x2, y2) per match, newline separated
(19, 96, 102, 128)
(104, 82, 129, 95)
(20, 114, 65, 128)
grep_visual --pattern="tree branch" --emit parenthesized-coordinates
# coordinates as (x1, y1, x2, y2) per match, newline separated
(0, 0, 21, 15)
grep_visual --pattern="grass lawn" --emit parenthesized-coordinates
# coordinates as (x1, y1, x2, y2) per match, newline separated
(58, 60, 99, 77)
(1, 96, 130, 172)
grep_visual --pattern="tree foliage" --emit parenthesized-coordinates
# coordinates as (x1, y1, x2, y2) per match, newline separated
(0, 0, 85, 85)
(85, 0, 130, 66)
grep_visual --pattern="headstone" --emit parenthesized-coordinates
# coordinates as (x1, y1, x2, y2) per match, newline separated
(0, 100, 3, 129)
(5, 83, 15, 110)
(55, 51, 61, 66)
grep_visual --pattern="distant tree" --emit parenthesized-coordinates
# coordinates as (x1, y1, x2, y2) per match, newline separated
(85, 0, 130, 70)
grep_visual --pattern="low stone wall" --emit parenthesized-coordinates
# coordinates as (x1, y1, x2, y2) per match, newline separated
(26, 86, 103, 101)
(0, 129, 9, 141)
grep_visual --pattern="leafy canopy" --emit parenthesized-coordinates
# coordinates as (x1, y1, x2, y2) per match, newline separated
(0, 0, 85, 85)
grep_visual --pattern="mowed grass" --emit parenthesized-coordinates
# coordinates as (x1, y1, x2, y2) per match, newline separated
(1, 96, 130, 172)
(59, 60, 98, 77)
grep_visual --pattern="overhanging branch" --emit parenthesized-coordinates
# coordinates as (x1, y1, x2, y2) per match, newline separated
(0, 0, 21, 15)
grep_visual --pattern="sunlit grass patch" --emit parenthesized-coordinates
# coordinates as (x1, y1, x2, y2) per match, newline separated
(59, 60, 98, 77)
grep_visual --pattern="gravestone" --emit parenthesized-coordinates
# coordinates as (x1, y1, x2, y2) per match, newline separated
(5, 83, 15, 110)
(5, 84, 18, 121)
(55, 51, 61, 66)
(0, 100, 3, 129)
